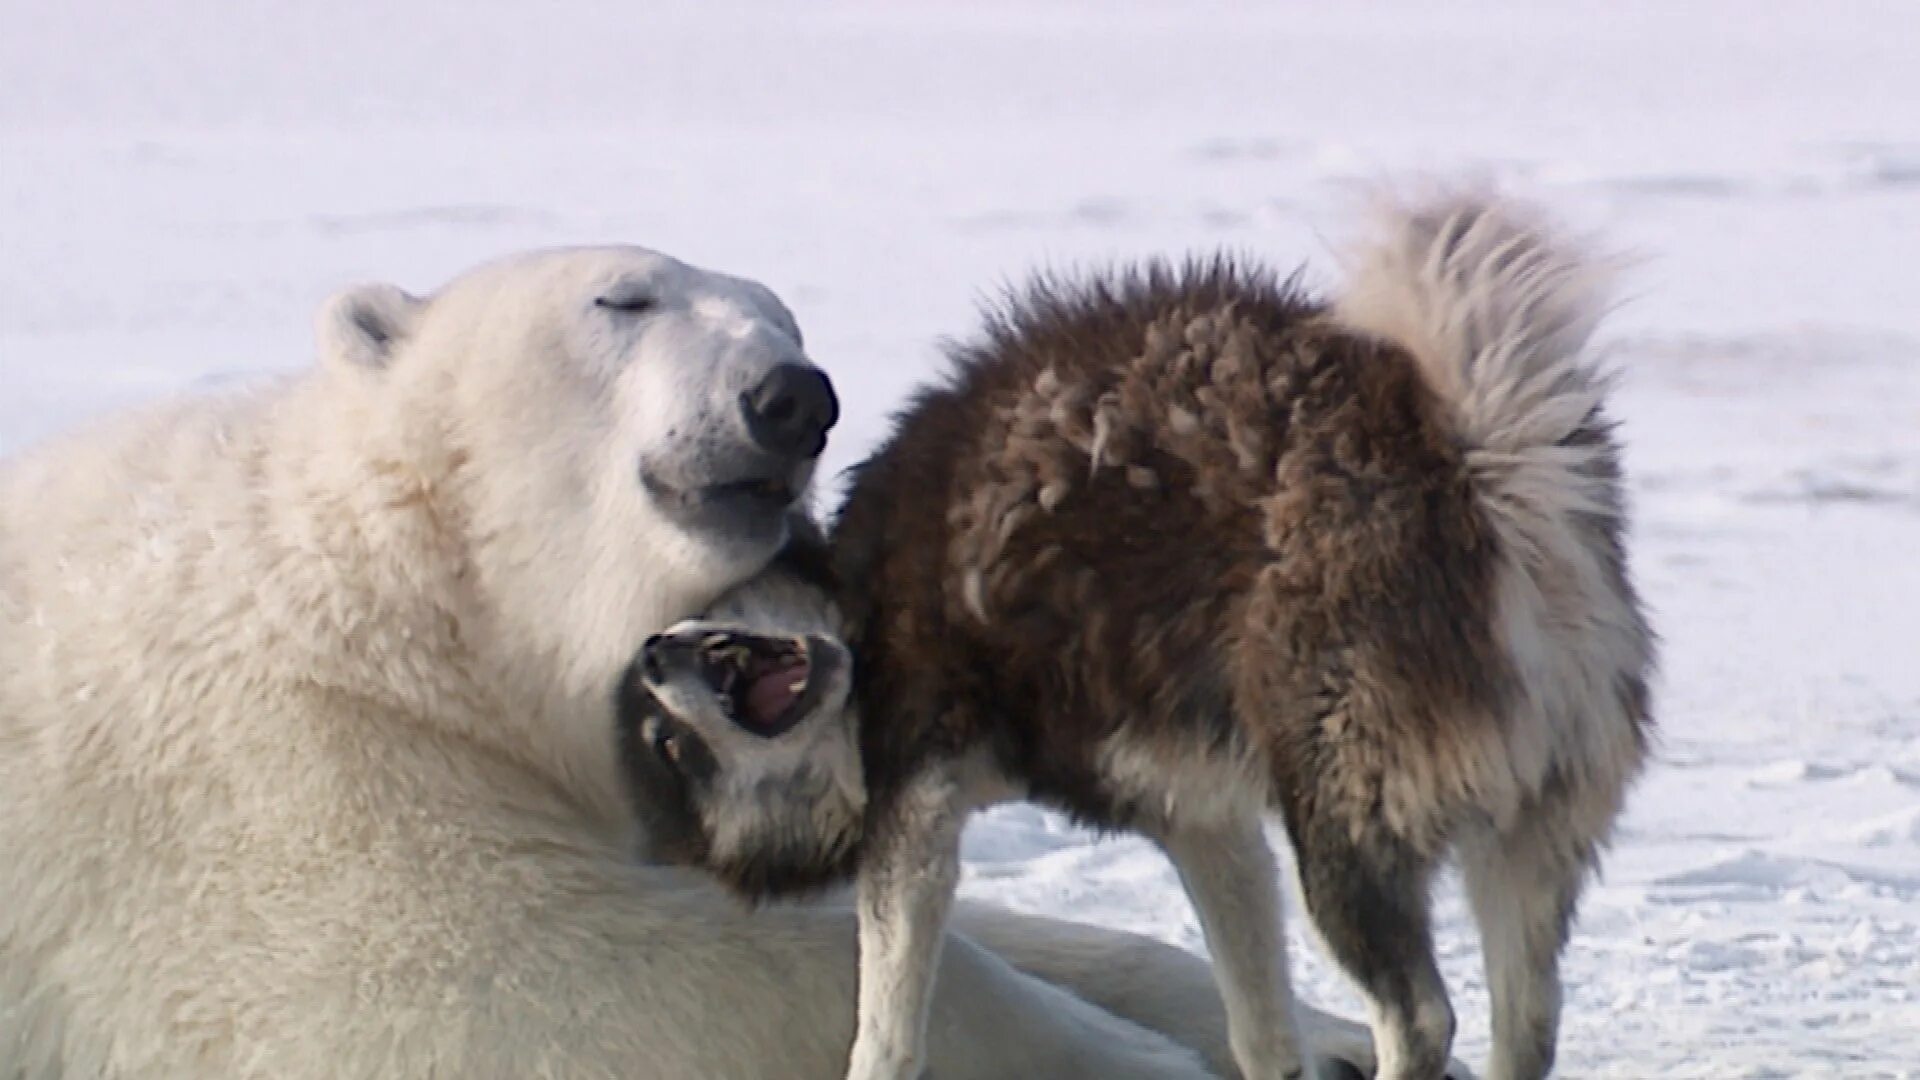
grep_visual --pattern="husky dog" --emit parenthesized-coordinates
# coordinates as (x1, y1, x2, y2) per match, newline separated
(632, 191, 1652, 1080)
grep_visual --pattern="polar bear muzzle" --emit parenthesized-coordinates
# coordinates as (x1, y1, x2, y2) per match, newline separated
(637, 361, 834, 541)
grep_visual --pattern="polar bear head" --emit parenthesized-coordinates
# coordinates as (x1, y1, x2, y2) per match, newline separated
(314, 247, 836, 726)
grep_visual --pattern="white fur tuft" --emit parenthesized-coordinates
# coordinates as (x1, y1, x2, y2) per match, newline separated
(1334, 189, 1618, 472)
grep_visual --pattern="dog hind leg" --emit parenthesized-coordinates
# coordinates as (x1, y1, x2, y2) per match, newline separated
(1287, 806, 1453, 1080)
(1460, 793, 1602, 1080)
(1153, 810, 1312, 1080)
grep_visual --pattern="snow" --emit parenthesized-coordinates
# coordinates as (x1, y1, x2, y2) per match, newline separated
(5, 1, 1917, 1074)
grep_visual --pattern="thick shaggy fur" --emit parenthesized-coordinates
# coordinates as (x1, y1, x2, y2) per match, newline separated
(0, 246, 1312, 1079)
(827, 194, 1653, 1080)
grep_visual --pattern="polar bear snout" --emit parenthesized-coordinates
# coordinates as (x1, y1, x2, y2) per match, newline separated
(741, 364, 838, 460)
(636, 363, 830, 545)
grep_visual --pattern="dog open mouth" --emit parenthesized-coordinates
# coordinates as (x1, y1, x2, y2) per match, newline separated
(692, 632, 814, 737)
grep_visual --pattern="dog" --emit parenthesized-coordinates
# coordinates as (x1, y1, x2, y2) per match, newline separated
(628, 190, 1653, 1080)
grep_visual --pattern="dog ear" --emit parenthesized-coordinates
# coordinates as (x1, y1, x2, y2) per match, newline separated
(612, 665, 713, 866)
(316, 283, 422, 373)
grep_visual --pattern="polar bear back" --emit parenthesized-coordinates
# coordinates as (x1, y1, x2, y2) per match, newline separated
(0, 378, 468, 1073)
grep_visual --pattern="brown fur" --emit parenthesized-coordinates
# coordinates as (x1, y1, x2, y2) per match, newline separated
(836, 262, 1523, 844)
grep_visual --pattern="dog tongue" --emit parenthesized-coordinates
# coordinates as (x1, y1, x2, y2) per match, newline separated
(742, 657, 808, 732)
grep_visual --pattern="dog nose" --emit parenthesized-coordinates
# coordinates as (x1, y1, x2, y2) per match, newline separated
(741, 364, 838, 459)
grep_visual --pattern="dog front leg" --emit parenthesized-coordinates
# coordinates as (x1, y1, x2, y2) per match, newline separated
(1154, 811, 1313, 1080)
(847, 767, 968, 1080)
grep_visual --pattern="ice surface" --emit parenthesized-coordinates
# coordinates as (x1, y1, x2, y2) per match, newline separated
(5, 1, 1918, 1074)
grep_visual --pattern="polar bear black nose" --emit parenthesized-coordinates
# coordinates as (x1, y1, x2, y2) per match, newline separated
(742, 364, 839, 459)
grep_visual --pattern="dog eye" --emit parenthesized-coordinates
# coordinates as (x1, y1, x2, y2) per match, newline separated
(596, 289, 658, 315)
(652, 724, 683, 764)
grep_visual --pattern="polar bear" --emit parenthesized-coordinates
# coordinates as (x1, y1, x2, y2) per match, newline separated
(0, 245, 1429, 1080)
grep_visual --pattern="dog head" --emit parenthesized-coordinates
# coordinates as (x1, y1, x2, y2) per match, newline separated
(614, 545, 865, 898)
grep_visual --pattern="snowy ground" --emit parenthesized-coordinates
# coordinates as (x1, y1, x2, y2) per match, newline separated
(5, 2, 1918, 1075)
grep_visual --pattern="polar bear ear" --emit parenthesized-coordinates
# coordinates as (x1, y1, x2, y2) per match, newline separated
(317, 283, 422, 373)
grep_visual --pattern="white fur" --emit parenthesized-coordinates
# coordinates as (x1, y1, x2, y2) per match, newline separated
(1459, 827, 1572, 1080)
(0, 246, 1281, 1079)
(1096, 730, 1272, 828)
(847, 769, 972, 1080)
(1154, 815, 1310, 1080)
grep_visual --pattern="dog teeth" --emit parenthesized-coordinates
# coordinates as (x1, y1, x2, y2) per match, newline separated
(700, 638, 754, 669)
(788, 678, 807, 695)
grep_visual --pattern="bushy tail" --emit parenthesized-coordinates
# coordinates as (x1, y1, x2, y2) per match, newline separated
(1335, 189, 1654, 802)
(1333, 189, 1624, 526)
